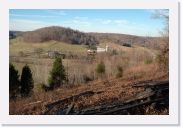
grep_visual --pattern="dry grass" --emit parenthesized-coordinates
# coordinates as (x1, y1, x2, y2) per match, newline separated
(9, 62, 168, 115)
(10, 37, 158, 85)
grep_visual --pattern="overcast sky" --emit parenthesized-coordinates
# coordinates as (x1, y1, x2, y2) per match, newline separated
(9, 9, 168, 37)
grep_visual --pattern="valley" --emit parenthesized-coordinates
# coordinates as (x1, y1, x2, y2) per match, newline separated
(9, 26, 169, 115)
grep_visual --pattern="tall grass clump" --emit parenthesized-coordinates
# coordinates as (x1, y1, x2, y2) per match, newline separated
(144, 58, 153, 64)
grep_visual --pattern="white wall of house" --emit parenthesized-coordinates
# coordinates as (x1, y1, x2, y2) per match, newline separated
(87, 45, 109, 54)
(97, 45, 108, 53)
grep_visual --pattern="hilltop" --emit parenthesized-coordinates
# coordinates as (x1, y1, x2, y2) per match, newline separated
(17, 26, 98, 45)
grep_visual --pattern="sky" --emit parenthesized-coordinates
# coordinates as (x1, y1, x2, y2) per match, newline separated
(9, 9, 168, 37)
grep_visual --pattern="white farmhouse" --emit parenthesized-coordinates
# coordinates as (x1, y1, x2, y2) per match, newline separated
(87, 45, 109, 55)
(97, 45, 108, 53)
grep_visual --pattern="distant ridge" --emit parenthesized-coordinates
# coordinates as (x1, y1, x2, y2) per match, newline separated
(10, 26, 163, 49)
(89, 32, 163, 49)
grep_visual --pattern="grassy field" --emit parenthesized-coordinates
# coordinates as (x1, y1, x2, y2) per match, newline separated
(10, 38, 87, 56)
(10, 38, 159, 86)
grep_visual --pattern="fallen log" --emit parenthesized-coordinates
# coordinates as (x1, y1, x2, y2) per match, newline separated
(98, 98, 168, 115)
(44, 91, 95, 114)
(132, 80, 169, 88)
(76, 81, 169, 115)
(46, 91, 95, 109)
(78, 89, 155, 115)
(44, 80, 169, 115)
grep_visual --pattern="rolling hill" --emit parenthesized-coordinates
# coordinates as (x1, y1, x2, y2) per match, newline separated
(90, 32, 164, 49)
(10, 26, 164, 49)
(20, 26, 98, 45)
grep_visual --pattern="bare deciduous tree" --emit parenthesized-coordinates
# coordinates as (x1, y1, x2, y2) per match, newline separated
(153, 10, 169, 71)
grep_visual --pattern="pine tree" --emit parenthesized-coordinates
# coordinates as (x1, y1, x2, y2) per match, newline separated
(48, 57, 66, 89)
(9, 63, 20, 99)
(20, 64, 34, 97)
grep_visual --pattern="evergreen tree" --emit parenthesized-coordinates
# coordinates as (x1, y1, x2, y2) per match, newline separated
(9, 63, 20, 99)
(20, 64, 34, 97)
(48, 57, 66, 89)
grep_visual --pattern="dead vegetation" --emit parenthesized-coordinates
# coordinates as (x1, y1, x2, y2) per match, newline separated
(9, 62, 168, 115)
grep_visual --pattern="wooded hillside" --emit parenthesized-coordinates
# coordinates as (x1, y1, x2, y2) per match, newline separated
(21, 26, 98, 45)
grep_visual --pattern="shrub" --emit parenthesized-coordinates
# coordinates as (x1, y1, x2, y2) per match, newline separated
(111, 49, 118, 56)
(96, 61, 105, 74)
(116, 65, 123, 78)
(88, 44, 97, 50)
(144, 58, 153, 64)
(9, 63, 20, 99)
(83, 74, 93, 83)
(20, 64, 34, 97)
(41, 84, 54, 92)
(122, 43, 131, 47)
(156, 52, 168, 71)
(48, 57, 66, 89)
